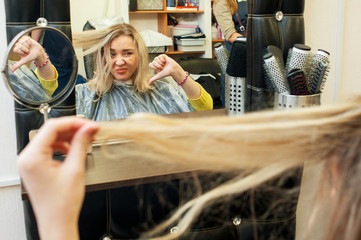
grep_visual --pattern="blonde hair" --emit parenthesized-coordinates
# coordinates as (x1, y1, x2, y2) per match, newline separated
(228, 0, 239, 15)
(73, 24, 151, 96)
(95, 96, 361, 240)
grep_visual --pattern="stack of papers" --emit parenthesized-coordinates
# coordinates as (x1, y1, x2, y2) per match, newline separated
(175, 32, 206, 52)
(173, 24, 200, 37)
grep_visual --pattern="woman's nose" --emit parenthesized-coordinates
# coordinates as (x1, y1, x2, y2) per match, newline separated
(115, 56, 125, 65)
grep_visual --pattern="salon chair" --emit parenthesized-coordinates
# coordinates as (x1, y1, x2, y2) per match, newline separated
(177, 58, 223, 109)
(246, 0, 305, 111)
(82, 21, 96, 79)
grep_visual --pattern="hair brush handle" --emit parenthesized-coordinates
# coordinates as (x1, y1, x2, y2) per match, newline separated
(287, 69, 309, 95)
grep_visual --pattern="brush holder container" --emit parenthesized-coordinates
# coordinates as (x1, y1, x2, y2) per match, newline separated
(275, 93, 321, 110)
(246, 0, 305, 111)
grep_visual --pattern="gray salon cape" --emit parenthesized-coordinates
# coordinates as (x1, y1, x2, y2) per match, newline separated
(76, 77, 194, 121)
(8, 60, 51, 102)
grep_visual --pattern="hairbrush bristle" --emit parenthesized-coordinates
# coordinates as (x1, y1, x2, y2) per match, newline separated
(308, 60, 330, 94)
(307, 50, 330, 93)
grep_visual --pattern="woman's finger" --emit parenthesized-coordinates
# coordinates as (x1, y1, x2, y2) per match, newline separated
(32, 117, 95, 153)
(64, 122, 99, 174)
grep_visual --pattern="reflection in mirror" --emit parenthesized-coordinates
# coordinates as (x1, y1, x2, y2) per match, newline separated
(5, 27, 76, 107)
(73, 23, 213, 121)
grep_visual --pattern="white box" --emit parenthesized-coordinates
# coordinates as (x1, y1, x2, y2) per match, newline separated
(137, 0, 163, 10)
(148, 46, 165, 53)
(173, 27, 197, 36)
(176, 38, 206, 46)
(177, 44, 206, 52)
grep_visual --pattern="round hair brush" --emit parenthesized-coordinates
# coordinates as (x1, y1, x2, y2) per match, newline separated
(214, 43, 229, 75)
(263, 53, 290, 94)
(286, 44, 312, 75)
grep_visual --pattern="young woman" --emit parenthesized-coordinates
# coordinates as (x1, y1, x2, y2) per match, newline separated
(213, 0, 247, 48)
(73, 24, 213, 120)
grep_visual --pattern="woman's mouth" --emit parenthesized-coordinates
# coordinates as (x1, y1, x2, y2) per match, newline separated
(116, 68, 127, 73)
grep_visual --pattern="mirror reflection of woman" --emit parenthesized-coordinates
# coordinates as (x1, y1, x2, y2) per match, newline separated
(73, 24, 213, 121)
(9, 35, 59, 100)
(31, 28, 77, 96)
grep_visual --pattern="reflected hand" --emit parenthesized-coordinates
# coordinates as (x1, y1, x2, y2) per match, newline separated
(17, 116, 99, 239)
(228, 32, 243, 44)
(148, 54, 183, 85)
(11, 35, 47, 72)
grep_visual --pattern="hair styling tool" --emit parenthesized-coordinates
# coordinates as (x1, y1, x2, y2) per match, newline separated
(262, 45, 285, 91)
(286, 44, 312, 75)
(308, 59, 329, 94)
(214, 43, 229, 74)
(267, 45, 285, 67)
(226, 38, 246, 115)
(227, 76, 237, 115)
(263, 53, 290, 95)
(307, 49, 330, 92)
(287, 69, 309, 95)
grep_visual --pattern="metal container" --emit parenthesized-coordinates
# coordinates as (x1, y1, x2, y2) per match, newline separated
(276, 93, 321, 110)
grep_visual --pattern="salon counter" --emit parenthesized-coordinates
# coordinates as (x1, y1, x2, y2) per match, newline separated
(21, 108, 226, 200)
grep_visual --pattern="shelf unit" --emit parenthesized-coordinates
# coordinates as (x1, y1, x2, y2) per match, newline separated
(210, 0, 225, 58)
(127, 0, 213, 58)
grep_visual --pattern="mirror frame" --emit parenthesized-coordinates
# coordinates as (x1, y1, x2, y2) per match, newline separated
(1, 26, 78, 110)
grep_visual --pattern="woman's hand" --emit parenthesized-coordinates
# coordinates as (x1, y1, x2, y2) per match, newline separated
(11, 36, 47, 72)
(228, 32, 243, 44)
(11, 35, 57, 80)
(17, 116, 99, 240)
(149, 54, 202, 99)
(148, 54, 184, 85)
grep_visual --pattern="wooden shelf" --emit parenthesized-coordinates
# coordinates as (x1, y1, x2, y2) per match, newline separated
(129, 0, 209, 57)
(130, 10, 204, 14)
(212, 39, 225, 43)
(165, 51, 205, 55)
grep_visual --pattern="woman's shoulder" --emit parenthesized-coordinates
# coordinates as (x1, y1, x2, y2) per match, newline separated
(75, 82, 95, 97)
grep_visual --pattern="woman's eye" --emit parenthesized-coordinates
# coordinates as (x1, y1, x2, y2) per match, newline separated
(110, 52, 116, 57)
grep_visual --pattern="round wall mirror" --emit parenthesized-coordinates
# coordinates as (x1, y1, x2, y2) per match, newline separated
(1, 25, 77, 117)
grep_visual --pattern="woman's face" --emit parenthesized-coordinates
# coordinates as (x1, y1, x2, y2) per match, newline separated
(109, 35, 138, 81)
